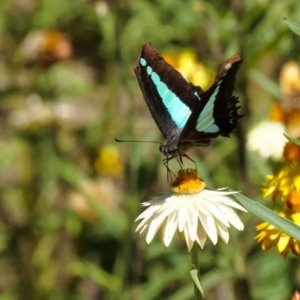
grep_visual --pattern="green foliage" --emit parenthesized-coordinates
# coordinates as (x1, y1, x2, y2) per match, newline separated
(234, 193, 300, 241)
(0, 0, 300, 299)
(284, 18, 300, 36)
(284, 134, 300, 146)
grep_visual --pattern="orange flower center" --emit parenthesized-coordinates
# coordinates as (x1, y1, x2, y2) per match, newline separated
(270, 103, 286, 122)
(171, 169, 206, 194)
(285, 189, 300, 212)
(283, 141, 300, 161)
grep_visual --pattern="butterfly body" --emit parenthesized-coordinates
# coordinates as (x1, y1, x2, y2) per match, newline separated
(134, 43, 242, 162)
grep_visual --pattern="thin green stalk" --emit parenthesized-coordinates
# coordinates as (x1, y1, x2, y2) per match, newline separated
(190, 244, 204, 299)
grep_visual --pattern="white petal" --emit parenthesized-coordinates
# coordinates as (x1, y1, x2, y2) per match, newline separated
(135, 215, 151, 232)
(219, 197, 247, 212)
(204, 202, 231, 227)
(186, 204, 199, 242)
(135, 209, 157, 232)
(218, 206, 244, 230)
(215, 220, 229, 243)
(183, 225, 194, 251)
(198, 209, 218, 244)
(163, 211, 178, 246)
(135, 204, 161, 221)
(137, 224, 149, 235)
(146, 215, 167, 243)
(195, 221, 207, 248)
(178, 204, 188, 232)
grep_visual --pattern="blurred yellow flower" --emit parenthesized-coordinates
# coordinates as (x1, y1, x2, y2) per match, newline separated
(257, 140, 300, 257)
(95, 145, 123, 177)
(276, 61, 300, 137)
(279, 61, 300, 95)
(163, 54, 178, 69)
(283, 140, 300, 161)
(255, 210, 300, 258)
(291, 290, 300, 300)
(262, 161, 300, 202)
(163, 49, 213, 90)
(262, 141, 300, 202)
(285, 188, 300, 212)
(270, 103, 286, 123)
(22, 30, 73, 66)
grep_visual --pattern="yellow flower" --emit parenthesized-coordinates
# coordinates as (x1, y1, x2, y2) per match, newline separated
(285, 188, 300, 212)
(270, 103, 286, 123)
(22, 30, 73, 65)
(163, 49, 213, 90)
(257, 140, 300, 258)
(262, 161, 300, 202)
(135, 169, 247, 251)
(278, 61, 300, 137)
(255, 210, 300, 258)
(177, 50, 212, 90)
(262, 141, 300, 202)
(283, 138, 300, 162)
(291, 290, 300, 300)
(95, 145, 123, 177)
(279, 61, 300, 95)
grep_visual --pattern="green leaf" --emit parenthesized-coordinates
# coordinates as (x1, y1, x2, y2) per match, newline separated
(233, 193, 300, 241)
(283, 18, 300, 36)
(190, 269, 205, 298)
(71, 260, 121, 291)
(248, 68, 281, 98)
(284, 134, 300, 146)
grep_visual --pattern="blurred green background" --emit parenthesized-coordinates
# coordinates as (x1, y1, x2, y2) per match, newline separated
(0, 0, 300, 299)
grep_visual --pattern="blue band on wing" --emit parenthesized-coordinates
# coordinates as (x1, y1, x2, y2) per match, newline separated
(140, 58, 192, 129)
(194, 91, 201, 100)
(196, 81, 222, 133)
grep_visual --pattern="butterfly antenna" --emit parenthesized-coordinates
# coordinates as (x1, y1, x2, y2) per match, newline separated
(115, 138, 163, 145)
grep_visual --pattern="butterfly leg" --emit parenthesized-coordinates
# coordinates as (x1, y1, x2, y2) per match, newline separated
(163, 156, 176, 184)
(175, 155, 184, 171)
(182, 153, 198, 173)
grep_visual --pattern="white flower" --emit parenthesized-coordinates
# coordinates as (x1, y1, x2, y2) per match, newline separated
(247, 120, 286, 160)
(135, 169, 247, 251)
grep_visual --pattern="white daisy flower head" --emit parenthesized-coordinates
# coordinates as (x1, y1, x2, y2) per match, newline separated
(135, 169, 247, 251)
(247, 120, 286, 160)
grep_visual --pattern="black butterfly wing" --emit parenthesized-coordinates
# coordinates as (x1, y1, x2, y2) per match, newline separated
(134, 43, 204, 139)
(180, 54, 242, 144)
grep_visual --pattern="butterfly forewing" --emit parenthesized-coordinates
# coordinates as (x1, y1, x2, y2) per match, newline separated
(134, 43, 203, 139)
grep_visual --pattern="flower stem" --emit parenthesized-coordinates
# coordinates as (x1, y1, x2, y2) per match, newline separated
(190, 244, 204, 299)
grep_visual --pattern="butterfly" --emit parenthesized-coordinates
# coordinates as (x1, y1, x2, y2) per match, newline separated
(134, 43, 243, 172)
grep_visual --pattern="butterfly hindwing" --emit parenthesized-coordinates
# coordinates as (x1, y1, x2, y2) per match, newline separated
(180, 55, 242, 144)
(211, 55, 242, 136)
(134, 43, 203, 139)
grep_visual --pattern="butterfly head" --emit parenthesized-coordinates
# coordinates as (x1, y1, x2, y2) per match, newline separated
(159, 144, 178, 157)
(158, 128, 185, 158)
(159, 131, 193, 158)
